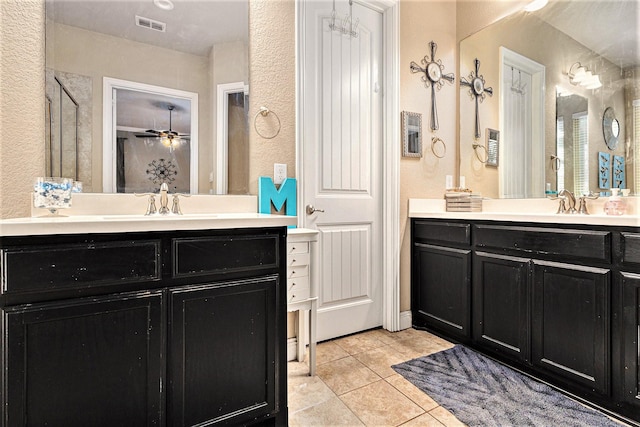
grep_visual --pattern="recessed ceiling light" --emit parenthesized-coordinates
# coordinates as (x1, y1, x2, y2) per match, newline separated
(524, 0, 548, 12)
(154, 0, 174, 11)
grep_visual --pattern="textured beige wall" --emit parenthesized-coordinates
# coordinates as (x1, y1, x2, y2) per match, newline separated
(0, 0, 46, 219)
(399, 0, 458, 312)
(248, 0, 296, 195)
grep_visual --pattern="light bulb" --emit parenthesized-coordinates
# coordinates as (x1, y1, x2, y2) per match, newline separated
(584, 75, 602, 89)
(524, 0, 548, 12)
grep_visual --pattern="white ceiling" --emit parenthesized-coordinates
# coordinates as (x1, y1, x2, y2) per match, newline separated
(537, 0, 639, 69)
(46, 0, 248, 57)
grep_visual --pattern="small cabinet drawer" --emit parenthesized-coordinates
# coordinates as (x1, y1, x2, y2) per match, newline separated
(287, 253, 310, 268)
(621, 233, 640, 269)
(173, 234, 279, 278)
(474, 224, 611, 263)
(287, 277, 310, 293)
(1, 240, 161, 295)
(287, 242, 309, 255)
(413, 220, 470, 246)
(288, 286, 310, 303)
(287, 265, 309, 279)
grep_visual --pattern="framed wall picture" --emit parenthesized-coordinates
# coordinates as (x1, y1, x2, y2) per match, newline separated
(486, 128, 499, 167)
(402, 111, 422, 157)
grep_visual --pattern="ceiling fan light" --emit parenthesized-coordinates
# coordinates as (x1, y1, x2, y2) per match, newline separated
(153, 0, 174, 11)
(524, 0, 548, 12)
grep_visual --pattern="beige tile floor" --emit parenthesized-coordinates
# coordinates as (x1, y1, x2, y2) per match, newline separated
(287, 327, 466, 426)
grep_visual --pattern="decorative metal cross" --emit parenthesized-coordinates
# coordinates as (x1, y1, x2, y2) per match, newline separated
(460, 58, 493, 139)
(410, 41, 455, 131)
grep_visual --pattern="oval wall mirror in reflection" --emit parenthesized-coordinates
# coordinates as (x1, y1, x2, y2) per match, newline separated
(45, 0, 249, 194)
(459, 0, 638, 199)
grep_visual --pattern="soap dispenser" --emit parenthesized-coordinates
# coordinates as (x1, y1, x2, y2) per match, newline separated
(604, 188, 626, 216)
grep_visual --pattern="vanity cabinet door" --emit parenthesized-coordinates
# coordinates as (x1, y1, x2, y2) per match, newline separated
(532, 261, 610, 395)
(473, 252, 531, 363)
(621, 271, 640, 408)
(412, 243, 471, 340)
(2, 291, 164, 427)
(168, 276, 279, 426)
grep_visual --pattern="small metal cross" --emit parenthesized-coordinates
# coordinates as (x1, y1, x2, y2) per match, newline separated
(460, 58, 493, 139)
(410, 41, 455, 131)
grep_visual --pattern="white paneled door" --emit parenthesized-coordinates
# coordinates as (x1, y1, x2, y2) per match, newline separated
(301, 0, 383, 341)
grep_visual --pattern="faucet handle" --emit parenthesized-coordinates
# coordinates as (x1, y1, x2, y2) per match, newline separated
(147, 195, 158, 215)
(170, 193, 191, 215)
(135, 192, 158, 215)
(556, 196, 567, 214)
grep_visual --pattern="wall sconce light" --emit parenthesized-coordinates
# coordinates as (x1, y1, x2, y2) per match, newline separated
(568, 62, 602, 89)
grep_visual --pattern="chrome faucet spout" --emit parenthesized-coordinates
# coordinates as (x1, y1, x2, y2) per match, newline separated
(158, 183, 170, 215)
(558, 189, 577, 214)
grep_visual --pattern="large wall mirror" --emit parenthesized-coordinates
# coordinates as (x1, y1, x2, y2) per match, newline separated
(459, 0, 638, 199)
(45, 0, 249, 194)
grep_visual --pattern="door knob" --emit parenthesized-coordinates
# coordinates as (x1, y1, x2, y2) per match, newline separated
(306, 204, 325, 215)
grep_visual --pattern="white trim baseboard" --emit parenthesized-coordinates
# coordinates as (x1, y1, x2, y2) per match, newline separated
(400, 310, 412, 330)
(287, 337, 298, 362)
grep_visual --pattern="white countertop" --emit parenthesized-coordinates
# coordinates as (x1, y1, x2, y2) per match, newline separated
(0, 213, 297, 237)
(409, 198, 640, 227)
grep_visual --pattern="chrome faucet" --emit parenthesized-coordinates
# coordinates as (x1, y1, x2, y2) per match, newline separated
(558, 189, 577, 214)
(136, 183, 189, 215)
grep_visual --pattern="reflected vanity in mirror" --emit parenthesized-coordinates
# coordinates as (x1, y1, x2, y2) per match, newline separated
(45, 0, 249, 194)
(459, 1, 638, 199)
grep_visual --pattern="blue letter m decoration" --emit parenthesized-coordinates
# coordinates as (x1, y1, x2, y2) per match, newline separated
(258, 177, 297, 219)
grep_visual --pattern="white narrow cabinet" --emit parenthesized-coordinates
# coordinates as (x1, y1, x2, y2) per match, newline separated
(286, 228, 319, 375)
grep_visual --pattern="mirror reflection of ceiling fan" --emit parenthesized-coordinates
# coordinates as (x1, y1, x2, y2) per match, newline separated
(135, 105, 190, 150)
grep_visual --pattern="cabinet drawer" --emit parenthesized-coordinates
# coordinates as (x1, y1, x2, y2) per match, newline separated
(287, 276, 310, 293)
(287, 242, 309, 255)
(1, 240, 161, 294)
(621, 233, 640, 268)
(287, 265, 309, 279)
(413, 220, 470, 246)
(474, 225, 611, 262)
(287, 253, 309, 268)
(173, 235, 279, 278)
(288, 286, 310, 303)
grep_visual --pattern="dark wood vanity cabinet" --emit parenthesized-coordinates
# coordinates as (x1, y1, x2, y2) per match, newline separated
(412, 221, 471, 340)
(472, 252, 530, 363)
(0, 228, 288, 427)
(412, 218, 640, 422)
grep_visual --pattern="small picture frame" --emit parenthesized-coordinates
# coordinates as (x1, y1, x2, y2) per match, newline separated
(402, 111, 422, 157)
(486, 128, 499, 167)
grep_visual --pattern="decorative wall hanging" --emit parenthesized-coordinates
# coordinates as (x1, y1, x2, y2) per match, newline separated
(401, 111, 422, 157)
(613, 155, 625, 189)
(485, 128, 499, 167)
(460, 58, 493, 139)
(598, 152, 610, 189)
(410, 41, 455, 131)
(146, 158, 177, 186)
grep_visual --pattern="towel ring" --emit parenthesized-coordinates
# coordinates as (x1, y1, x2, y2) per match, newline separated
(550, 155, 561, 172)
(431, 137, 446, 158)
(254, 106, 281, 140)
(472, 142, 488, 163)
